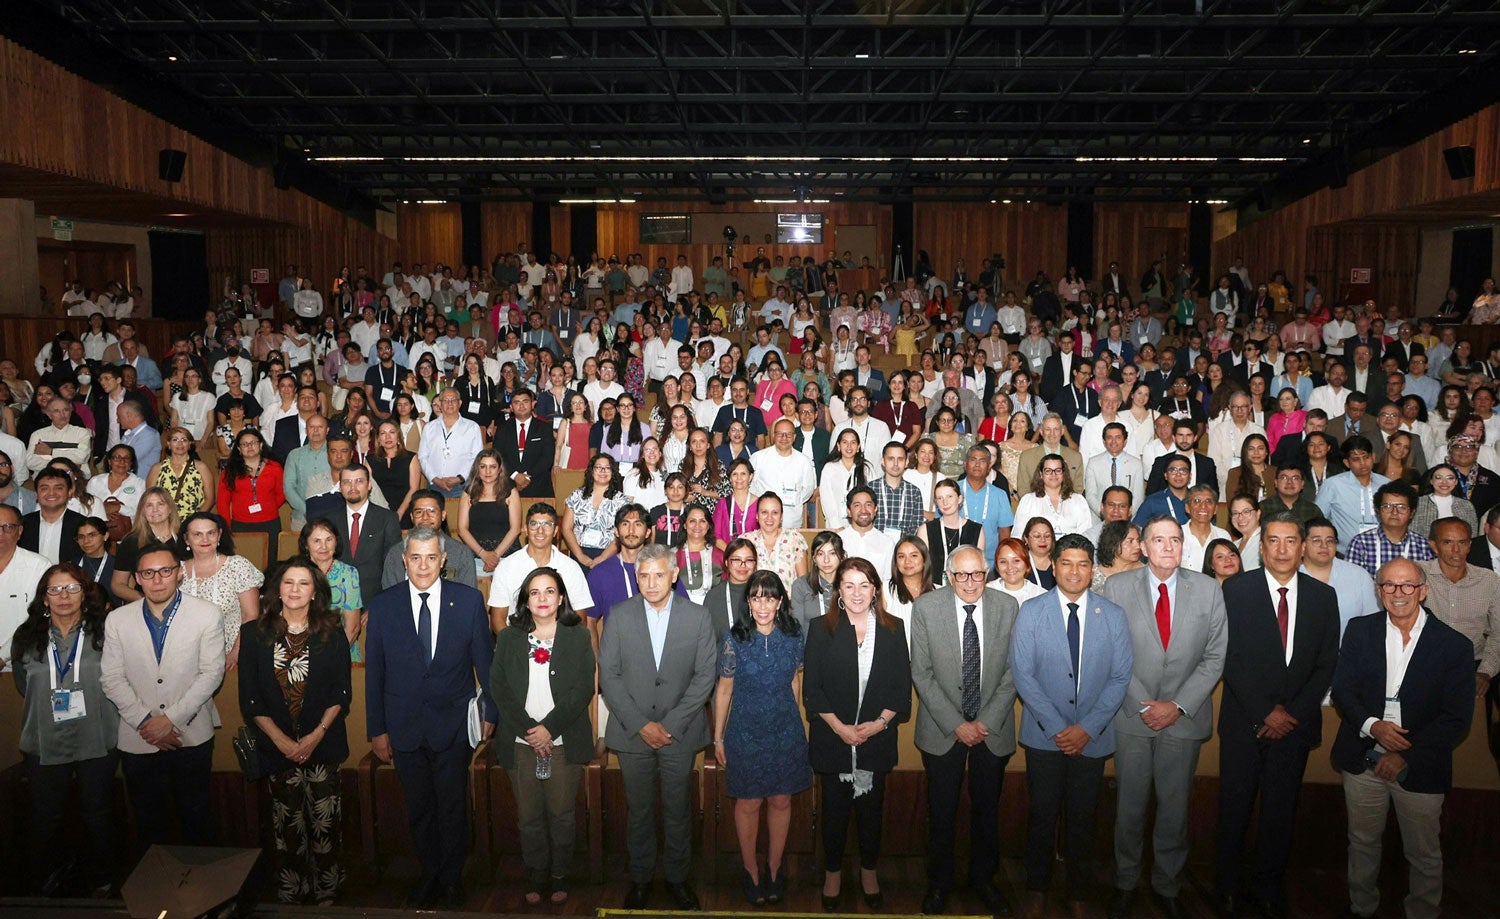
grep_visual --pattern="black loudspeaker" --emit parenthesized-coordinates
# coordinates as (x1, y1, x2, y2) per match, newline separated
(1189, 202, 1213, 286)
(1443, 145, 1477, 180)
(158, 148, 186, 183)
(122, 846, 260, 919)
(1065, 199, 1094, 277)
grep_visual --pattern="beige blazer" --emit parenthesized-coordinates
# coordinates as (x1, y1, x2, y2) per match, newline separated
(101, 594, 225, 754)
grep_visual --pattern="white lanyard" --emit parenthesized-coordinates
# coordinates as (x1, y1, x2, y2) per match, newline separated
(891, 401, 906, 429)
(968, 482, 991, 522)
(620, 558, 634, 599)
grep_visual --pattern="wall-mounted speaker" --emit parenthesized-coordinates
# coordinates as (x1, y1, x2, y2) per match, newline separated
(158, 148, 186, 183)
(273, 160, 294, 190)
(1443, 145, 1477, 180)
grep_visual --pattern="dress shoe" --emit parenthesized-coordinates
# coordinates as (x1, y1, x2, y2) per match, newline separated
(623, 880, 652, 910)
(861, 869, 883, 909)
(764, 863, 786, 904)
(972, 881, 1013, 916)
(1151, 891, 1184, 919)
(922, 886, 949, 914)
(1021, 891, 1047, 919)
(405, 876, 439, 909)
(821, 891, 841, 912)
(442, 884, 466, 911)
(741, 867, 766, 906)
(1106, 887, 1136, 919)
(667, 881, 702, 911)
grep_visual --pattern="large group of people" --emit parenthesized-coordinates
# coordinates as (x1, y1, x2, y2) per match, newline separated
(3, 247, 1496, 917)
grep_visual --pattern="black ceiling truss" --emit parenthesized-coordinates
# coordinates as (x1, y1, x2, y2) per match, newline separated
(9, 0, 1500, 208)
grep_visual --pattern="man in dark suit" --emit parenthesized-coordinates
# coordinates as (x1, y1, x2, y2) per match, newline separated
(1053, 362, 1100, 445)
(1101, 260, 1130, 298)
(1331, 557, 1474, 919)
(1466, 504, 1500, 570)
(853, 346, 887, 401)
(270, 385, 322, 464)
(1448, 434, 1500, 520)
(909, 545, 1019, 916)
(598, 544, 718, 911)
(20, 468, 84, 564)
(1214, 515, 1340, 917)
(1386, 324, 1425, 372)
(495, 389, 554, 497)
(1040, 330, 1082, 403)
(365, 527, 496, 910)
(1224, 338, 1274, 387)
(1145, 420, 1219, 494)
(330, 464, 402, 600)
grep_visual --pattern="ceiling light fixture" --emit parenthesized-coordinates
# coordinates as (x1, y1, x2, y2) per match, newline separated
(559, 198, 637, 204)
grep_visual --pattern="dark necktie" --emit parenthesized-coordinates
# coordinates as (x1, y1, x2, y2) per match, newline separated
(418, 591, 433, 666)
(961, 603, 980, 721)
(1277, 586, 1289, 652)
(1111, 457, 1118, 485)
(1067, 602, 1081, 688)
(1155, 583, 1172, 649)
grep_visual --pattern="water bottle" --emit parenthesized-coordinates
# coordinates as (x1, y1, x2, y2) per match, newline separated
(535, 750, 552, 780)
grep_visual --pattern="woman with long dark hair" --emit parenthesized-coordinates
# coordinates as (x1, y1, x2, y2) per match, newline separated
(490, 567, 596, 906)
(147, 425, 216, 519)
(561, 453, 629, 566)
(238, 557, 350, 905)
(216, 426, 286, 559)
(457, 449, 522, 577)
(179, 511, 263, 670)
(712, 569, 812, 905)
(802, 558, 911, 911)
(11, 562, 118, 896)
(818, 429, 873, 530)
(791, 531, 845, 635)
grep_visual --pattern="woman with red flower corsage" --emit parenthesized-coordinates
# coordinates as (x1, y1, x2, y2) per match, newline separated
(488, 567, 596, 906)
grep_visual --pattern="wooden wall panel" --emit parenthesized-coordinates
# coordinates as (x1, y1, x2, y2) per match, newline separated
(912, 202, 1067, 294)
(394, 203, 463, 269)
(480, 202, 532, 266)
(596, 202, 892, 285)
(548, 204, 571, 262)
(1093, 202, 1192, 284)
(204, 217, 395, 300)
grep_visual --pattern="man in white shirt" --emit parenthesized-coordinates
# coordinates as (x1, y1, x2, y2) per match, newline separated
(1208, 393, 1267, 495)
(757, 287, 793, 328)
(408, 263, 432, 301)
(210, 348, 254, 393)
(832, 388, 894, 454)
(350, 305, 382, 357)
(583, 359, 626, 417)
(487, 503, 594, 630)
(1077, 384, 1126, 464)
(642, 323, 683, 396)
(1321, 304, 1356, 359)
(26, 398, 93, 473)
(0, 504, 51, 667)
(1307, 362, 1352, 419)
(837, 487, 896, 584)
(418, 389, 485, 498)
(749, 419, 818, 528)
(407, 323, 447, 372)
(668, 255, 694, 300)
(997, 291, 1027, 339)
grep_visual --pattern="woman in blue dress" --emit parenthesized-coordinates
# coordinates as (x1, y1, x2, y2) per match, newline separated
(712, 569, 811, 906)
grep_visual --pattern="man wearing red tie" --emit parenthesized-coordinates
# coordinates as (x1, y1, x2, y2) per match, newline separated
(1213, 514, 1340, 917)
(496, 389, 555, 497)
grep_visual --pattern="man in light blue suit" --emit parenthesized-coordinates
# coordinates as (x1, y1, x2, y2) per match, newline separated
(1011, 533, 1134, 917)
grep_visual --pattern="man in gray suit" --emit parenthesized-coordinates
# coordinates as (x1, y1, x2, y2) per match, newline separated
(909, 545, 1019, 916)
(598, 543, 718, 912)
(1098, 515, 1227, 919)
(1084, 422, 1146, 511)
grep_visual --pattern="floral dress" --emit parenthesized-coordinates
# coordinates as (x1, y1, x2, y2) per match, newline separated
(746, 529, 809, 591)
(324, 560, 364, 662)
(182, 554, 266, 653)
(156, 459, 207, 519)
(270, 629, 345, 903)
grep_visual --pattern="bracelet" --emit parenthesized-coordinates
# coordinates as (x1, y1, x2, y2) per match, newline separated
(876, 715, 888, 728)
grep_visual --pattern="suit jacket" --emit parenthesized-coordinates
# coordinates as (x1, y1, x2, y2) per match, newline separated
(1330, 611, 1475, 794)
(1466, 536, 1498, 571)
(238, 623, 352, 771)
(1145, 451, 1219, 495)
(803, 614, 912, 772)
(99, 593, 225, 754)
(856, 367, 887, 401)
(964, 368, 1000, 413)
(489, 622, 596, 768)
(1461, 464, 1500, 520)
(1371, 429, 1429, 473)
(1101, 272, 1130, 298)
(598, 594, 718, 754)
(1009, 588, 1134, 757)
(330, 504, 403, 605)
(909, 586, 1019, 757)
(1225, 357, 1274, 388)
(270, 414, 307, 465)
(364, 580, 496, 752)
(1326, 412, 1378, 445)
(20, 509, 85, 564)
(1219, 571, 1339, 748)
(1098, 566, 1228, 741)
(495, 416, 555, 497)
(1085, 451, 1146, 511)
(1386, 339, 1424, 372)
(1053, 384, 1101, 443)
(1040, 352, 1083, 403)
(1015, 444, 1085, 496)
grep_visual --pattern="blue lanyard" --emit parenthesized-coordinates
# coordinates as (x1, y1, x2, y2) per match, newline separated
(52, 629, 82, 684)
(143, 591, 184, 663)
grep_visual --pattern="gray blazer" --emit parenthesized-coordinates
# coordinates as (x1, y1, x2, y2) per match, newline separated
(909, 586, 1019, 757)
(1098, 565, 1227, 741)
(100, 594, 225, 755)
(598, 594, 718, 755)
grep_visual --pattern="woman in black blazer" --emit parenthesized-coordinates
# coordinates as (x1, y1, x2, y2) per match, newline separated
(802, 557, 911, 911)
(489, 566, 596, 906)
(238, 555, 351, 906)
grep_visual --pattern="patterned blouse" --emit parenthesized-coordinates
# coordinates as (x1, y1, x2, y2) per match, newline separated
(746, 528, 809, 591)
(274, 630, 311, 721)
(156, 459, 207, 519)
(565, 489, 631, 550)
(182, 554, 266, 653)
(324, 559, 364, 662)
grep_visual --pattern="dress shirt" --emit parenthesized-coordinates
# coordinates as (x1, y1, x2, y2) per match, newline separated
(488, 546, 595, 614)
(871, 476, 925, 538)
(1264, 569, 1299, 665)
(1306, 384, 1351, 419)
(832, 416, 894, 454)
(1301, 560, 1379, 638)
(1362, 610, 1427, 742)
(26, 424, 93, 472)
(1148, 569, 1179, 630)
(954, 593, 986, 680)
(37, 514, 64, 564)
(346, 499, 369, 541)
(408, 579, 442, 659)
(1417, 560, 1500, 676)
(644, 593, 674, 669)
(418, 415, 483, 481)
(1314, 472, 1392, 554)
(960, 479, 1015, 560)
(836, 526, 896, 585)
(748, 447, 817, 528)
(1061, 589, 1090, 674)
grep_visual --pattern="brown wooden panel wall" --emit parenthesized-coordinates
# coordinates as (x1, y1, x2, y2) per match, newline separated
(1093, 201, 1192, 283)
(204, 221, 396, 301)
(912, 202, 1068, 294)
(394, 203, 463, 269)
(548, 204, 571, 262)
(480, 202, 533, 265)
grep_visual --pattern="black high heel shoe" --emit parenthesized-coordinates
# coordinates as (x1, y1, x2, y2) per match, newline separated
(742, 867, 766, 906)
(764, 863, 785, 904)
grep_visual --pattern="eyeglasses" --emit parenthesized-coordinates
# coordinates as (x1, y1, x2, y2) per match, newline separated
(0, 523, 21, 533)
(948, 571, 987, 583)
(727, 556, 757, 566)
(136, 566, 179, 581)
(1230, 508, 1257, 517)
(45, 583, 83, 595)
(1377, 582, 1421, 595)
(526, 520, 556, 530)
(1378, 503, 1412, 512)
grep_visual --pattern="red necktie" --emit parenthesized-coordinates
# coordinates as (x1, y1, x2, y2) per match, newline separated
(518, 421, 527, 451)
(349, 512, 362, 556)
(1276, 586, 1289, 651)
(1155, 583, 1172, 650)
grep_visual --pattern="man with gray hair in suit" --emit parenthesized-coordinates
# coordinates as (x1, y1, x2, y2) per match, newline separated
(1098, 515, 1228, 919)
(909, 544, 1020, 916)
(599, 542, 718, 912)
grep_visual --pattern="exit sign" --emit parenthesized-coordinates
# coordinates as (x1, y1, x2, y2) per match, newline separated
(51, 218, 73, 241)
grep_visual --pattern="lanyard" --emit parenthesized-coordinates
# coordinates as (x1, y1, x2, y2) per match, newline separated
(966, 481, 991, 523)
(891, 401, 906, 429)
(49, 629, 83, 689)
(620, 558, 635, 599)
(378, 364, 394, 388)
(143, 592, 184, 664)
(664, 508, 680, 539)
(732, 498, 750, 537)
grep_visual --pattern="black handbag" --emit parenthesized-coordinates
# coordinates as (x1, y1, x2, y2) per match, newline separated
(232, 726, 266, 781)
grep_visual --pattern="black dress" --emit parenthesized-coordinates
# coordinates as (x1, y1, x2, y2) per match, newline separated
(369, 454, 415, 522)
(467, 498, 511, 554)
(923, 517, 982, 585)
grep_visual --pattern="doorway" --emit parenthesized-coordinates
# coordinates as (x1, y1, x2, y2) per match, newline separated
(37, 239, 137, 305)
(1451, 226, 1494, 303)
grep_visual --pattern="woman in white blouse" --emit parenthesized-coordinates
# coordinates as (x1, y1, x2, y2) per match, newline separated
(1012, 454, 1096, 538)
(817, 430, 875, 530)
(169, 368, 219, 442)
(572, 316, 603, 367)
(987, 536, 1047, 606)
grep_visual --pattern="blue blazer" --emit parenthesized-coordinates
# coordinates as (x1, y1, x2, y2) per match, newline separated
(365, 580, 497, 753)
(1009, 588, 1134, 757)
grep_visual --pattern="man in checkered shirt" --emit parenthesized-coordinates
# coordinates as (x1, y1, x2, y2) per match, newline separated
(1345, 481, 1436, 577)
(871, 441, 926, 538)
